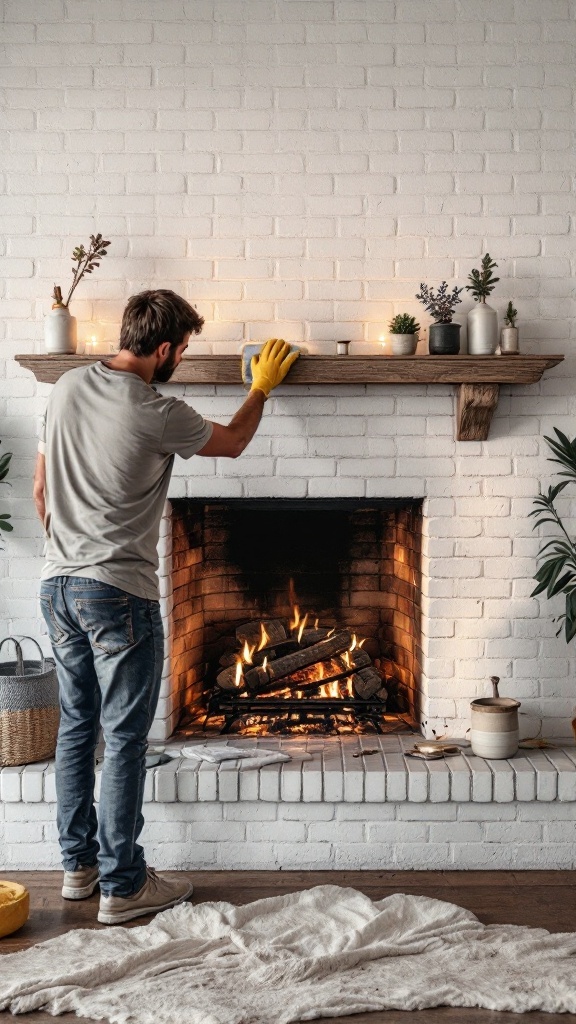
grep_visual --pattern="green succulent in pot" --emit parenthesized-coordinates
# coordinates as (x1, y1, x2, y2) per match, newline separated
(388, 314, 420, 336)
(387, 314, 421, 355)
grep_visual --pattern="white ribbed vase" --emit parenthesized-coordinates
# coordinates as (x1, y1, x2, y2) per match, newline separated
(467, 299, 498, 355)
(44, 306, 77, 355)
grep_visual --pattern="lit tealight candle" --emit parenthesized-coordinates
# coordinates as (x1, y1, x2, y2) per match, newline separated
(82, 324, 103, 355)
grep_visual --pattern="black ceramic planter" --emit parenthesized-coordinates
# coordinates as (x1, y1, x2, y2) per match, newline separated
(429, 323, 461, 355)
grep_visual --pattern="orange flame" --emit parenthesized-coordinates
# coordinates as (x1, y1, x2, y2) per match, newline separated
(343, 650, 351, 670)
(242, 640, 255, 664)
(350, 634, 357, 652)
(297, 612, 309, 643)
(314, 617, 319, 629)
(262, 656, 268, 672)
(290, 605, 300, 631)
(234, 660, 243, 687)
(257, 622, 270, 651)
(327, 628, 335, 638)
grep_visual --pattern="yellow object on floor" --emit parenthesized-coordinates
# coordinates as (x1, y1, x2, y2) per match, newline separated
(0, 881, 29, 938)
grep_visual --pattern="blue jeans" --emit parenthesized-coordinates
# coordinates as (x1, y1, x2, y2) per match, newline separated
(39, 576, 164, 897)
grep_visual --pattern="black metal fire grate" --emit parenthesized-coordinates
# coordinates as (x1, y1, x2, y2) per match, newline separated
(205, 691, 388, 734)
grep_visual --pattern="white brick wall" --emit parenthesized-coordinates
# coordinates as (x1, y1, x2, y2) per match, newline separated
(1, 0, 575, 740)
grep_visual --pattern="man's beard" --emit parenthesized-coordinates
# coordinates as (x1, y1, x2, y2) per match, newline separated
(152, 349, 178, 383)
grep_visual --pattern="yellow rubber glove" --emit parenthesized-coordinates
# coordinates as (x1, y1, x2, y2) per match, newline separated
(250, 338, 300, 399)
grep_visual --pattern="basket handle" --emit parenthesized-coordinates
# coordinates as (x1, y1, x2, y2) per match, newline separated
(0, 637, 24, 675)
(16, 636, 48, 674)
(1, 636, 47, 675)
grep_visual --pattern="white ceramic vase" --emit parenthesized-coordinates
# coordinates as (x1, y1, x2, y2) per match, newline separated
(500, 326, 519, 354)
(467, 298, 498, 355)
(44, 306, 77, 355)
(391, 333, 418, 356)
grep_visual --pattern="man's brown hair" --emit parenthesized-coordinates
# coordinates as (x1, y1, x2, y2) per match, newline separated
(119, 289, 204, 356)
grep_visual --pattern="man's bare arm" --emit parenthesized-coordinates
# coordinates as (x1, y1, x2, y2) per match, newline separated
(33, 452, 46, 525)
(196, 390, 266, 459)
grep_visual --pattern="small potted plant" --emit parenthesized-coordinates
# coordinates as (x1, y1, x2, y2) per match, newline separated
(416, 281, 463, 354)
(465, 253, 499, 355)
(45, 234, 110, 355)
(501, 301, 519, 354)
(388, 314, 420, 356)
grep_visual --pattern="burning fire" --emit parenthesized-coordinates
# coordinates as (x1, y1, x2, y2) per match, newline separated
(223, 596, 371, 720)
(257, 622, 270, 651)
(242, 640, 255, 664)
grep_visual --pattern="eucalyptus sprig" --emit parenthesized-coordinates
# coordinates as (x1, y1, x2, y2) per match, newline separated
(530, 428, 576, 642)
(0, 441, 13, 544)
(465, 253, 499, 302)
(504, 301, 518, 328)
(52, 233, 111, 308)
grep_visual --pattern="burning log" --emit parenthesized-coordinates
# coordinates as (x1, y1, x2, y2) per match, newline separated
(216, 663, 244, 692)
(244, 631, 352, 693)
(219, 653, 239, 669)
(352, 666, 386, 700)
(236, 619, 286, 646)
(260, 649, 372, 695)
(299, 628, 332, 645)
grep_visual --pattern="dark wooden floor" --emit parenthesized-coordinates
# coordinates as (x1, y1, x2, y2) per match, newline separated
(2, 870, 576, 1024)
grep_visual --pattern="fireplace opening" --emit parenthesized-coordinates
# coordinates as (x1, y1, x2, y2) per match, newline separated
(170, 499, 422, 736)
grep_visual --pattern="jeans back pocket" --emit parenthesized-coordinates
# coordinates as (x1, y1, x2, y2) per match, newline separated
(75, 597, 135, 655)
(40, 593, 69, 646)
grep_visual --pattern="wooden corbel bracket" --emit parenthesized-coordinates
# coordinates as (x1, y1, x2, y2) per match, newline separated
(456, 383, 500, 442)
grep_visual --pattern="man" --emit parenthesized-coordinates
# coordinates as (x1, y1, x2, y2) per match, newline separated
(33, 289, 298, 925)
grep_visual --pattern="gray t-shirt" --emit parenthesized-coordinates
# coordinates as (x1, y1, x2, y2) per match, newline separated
(39, 361, 212, 600)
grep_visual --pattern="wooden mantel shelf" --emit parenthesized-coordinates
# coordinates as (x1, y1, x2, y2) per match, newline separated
(15, 353, 564, 442)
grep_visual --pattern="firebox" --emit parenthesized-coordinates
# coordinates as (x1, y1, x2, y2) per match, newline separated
(170, 498, 422, 736)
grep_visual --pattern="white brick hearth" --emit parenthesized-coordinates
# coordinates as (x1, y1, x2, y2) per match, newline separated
(2, 737, 576, 871)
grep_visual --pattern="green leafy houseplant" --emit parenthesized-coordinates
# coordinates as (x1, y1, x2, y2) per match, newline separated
(52, 233, 111, 308)
(388, 314, 420, 335)
(530, 429, 576, 641)
(465, 253, 499, 302)
(0, 441, 13, 545)
(504, 301, 518, 328)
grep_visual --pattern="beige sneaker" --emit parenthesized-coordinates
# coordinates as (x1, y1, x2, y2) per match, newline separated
(98, 868, 194, 925)
(62, 864, 100, 900)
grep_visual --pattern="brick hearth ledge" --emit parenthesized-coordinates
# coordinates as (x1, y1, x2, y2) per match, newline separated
(2, 737, 576, 871)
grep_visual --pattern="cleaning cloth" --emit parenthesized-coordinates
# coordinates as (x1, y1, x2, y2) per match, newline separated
(181, 744, 312, 770)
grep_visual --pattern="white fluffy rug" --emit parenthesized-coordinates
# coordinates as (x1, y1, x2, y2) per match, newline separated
(2, 884, 576, 1022)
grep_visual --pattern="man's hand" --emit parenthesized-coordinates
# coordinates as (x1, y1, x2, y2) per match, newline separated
(250, 338, 299, 399)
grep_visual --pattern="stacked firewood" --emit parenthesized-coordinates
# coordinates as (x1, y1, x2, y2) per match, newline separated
(216, 618, 388, 705)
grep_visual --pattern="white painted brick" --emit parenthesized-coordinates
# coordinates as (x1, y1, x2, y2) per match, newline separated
(0, 767, 23, 802)
(21, 763, 49, 803)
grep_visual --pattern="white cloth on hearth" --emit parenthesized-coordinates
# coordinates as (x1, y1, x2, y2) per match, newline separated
(180, 744, 311, 769)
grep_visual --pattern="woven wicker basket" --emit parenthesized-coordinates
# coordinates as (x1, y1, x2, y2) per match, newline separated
(0, 637, 60, 767)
